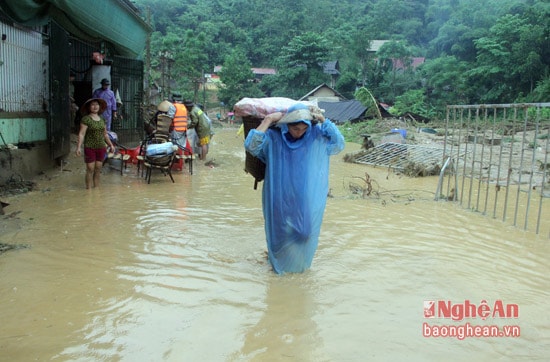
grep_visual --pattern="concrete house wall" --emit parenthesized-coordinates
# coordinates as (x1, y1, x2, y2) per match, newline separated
(0, 20, 54, 182)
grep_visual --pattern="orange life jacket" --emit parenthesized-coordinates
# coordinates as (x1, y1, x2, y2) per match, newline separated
(172, 103, 188, 132)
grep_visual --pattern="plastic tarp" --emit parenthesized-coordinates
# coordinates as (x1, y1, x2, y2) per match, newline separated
(0, 0, 151, 58)
(244, 120, 345, 274)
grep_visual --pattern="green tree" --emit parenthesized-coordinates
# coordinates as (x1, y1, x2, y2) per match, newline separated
(374, 40, 416, 102)
(355, 86, 382, 119)
(335, 71, 359, 100)
(419, 55, 470, 109)
(273, 32, 332, 98)
(133, 0, 550, 114)
(426, 0, 515, 61)
(391, 89, 437, 119)
(178, 30, 210, 100)
(520, 76, 550, 103)
(349, 28, 373, 87)
(360, 0, 429, 46)
(148, 29, 185, 99)
(218, 48, 264, 108)
(470, 13, 547, 103)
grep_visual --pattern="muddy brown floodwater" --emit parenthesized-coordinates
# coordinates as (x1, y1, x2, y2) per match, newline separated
(1, 127, 549, 361)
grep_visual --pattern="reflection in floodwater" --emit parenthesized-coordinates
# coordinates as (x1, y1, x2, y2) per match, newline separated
(230, 276, 323, 361)
(0, 128, 549, 361)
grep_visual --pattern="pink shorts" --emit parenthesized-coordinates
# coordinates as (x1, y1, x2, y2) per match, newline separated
(84, 147, 107, 163)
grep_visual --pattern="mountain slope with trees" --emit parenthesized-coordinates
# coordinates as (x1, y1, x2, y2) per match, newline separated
(132, 0, 549, 118)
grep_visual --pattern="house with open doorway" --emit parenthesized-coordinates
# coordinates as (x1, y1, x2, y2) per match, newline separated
(0, 0, 151, 184)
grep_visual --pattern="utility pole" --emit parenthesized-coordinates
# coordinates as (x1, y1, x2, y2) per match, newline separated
(160, 51, 166, 100)
(167, 54, 173, 99)
(145, 7, 151, 106)
(202, 71, 206, 107)
(159, 51, 173, 100)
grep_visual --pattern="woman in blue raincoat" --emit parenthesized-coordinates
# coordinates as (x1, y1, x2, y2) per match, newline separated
(244, 103, 345, 274)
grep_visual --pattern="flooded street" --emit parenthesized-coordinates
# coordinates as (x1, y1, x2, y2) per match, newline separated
(1, 127, 549, 361)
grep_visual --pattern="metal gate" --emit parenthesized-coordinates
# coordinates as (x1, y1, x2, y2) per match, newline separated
(436, 103, 550, 237)
(112, 56, 144, 145)
(68, 39, 144, 146)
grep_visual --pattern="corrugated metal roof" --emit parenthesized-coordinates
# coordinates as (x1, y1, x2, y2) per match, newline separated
(322, 60, 340, 75)
(318, 100, 367, 124)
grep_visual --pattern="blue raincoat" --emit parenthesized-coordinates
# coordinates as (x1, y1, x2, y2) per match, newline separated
(244, 117, 345, 274)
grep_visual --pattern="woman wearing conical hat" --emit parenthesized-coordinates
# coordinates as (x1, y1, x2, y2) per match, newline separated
(75, 98, 116, 189)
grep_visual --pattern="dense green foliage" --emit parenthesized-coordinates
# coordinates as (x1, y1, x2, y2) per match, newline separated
(133, 0, 549, 118)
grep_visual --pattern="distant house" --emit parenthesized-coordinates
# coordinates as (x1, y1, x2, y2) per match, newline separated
(251, 68, 277, 81)
(321, 60, 340, 88)
(368, 40, 425, 72)
(392, 57, 425, 72)
(298, 83, 365, 124)
(368, 40, 391, 52)
(299, 83, 395, 124)
(213, 66, 276, 82)
(214, 62, 339, 86)
(299, 83, 347, 103)
(205, 74, 221, 90)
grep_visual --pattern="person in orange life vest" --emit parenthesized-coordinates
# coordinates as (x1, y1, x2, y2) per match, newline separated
(170, 100, 189, 152)
(183, 100, 212, 160)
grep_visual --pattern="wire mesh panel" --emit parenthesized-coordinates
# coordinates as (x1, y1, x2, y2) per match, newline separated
(354, 142, 446, 171)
